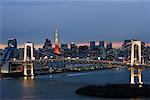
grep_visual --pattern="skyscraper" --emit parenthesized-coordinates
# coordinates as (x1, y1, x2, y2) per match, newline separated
(106, 42, 112, 52)
(70, 42, 77, 58)
(90, 41, 95, 49)
(70, 42, 76, 50)
(99, 40, 105, 49)
(99, 40, 106, 60)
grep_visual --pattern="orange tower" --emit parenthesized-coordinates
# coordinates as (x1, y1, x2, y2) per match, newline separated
(54, 29, 61, 54)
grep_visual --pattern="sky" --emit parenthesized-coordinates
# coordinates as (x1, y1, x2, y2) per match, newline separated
(0, 0, 150, 48)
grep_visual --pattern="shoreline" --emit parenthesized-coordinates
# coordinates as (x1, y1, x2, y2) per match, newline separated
(76, 84, 150, 98)
(0, 68, 112, 78)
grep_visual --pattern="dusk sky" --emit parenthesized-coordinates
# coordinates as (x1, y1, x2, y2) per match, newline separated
(1, 0, 150, 47)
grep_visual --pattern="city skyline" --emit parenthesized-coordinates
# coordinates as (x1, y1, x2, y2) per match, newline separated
(0, 38, 150, 49)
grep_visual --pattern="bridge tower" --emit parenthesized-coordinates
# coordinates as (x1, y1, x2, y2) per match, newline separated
(23, 42, 35, 76)
(130, 40, 143, 84)
(54, 29, 61, 54)
(24, 42, 35, 61)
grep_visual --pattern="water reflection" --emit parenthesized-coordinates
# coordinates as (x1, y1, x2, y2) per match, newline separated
(22, 76, 35, 87)
(22, 76, 35, 99)
(23, 76, 34, 80)
(31, 76, 34, 79)
(23, 76, 27, 80)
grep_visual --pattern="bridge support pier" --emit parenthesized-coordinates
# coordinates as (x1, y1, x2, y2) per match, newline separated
(130, 67, 143, 84)
(30, 64, 34, 76)
(23, 63, 34, 76)
(23, 64, 27, 76)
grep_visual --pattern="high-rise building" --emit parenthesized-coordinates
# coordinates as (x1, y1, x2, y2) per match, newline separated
(8, 38, 17, 48)
(106, 42, 112, 51)
(78, 45, 89, 59)
(70, 42, 76, 50)
(70, 42, 77, 58)
(61, 44, 68, 50)
(90, 41, 95, 49)
(99, 40, 105, 49)
(106, 42, 112, 55)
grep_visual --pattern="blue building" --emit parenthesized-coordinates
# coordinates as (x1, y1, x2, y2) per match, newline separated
(90, 41, 95, 49)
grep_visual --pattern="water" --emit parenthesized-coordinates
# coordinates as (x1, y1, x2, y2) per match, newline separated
(1, 69, 150, 100)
